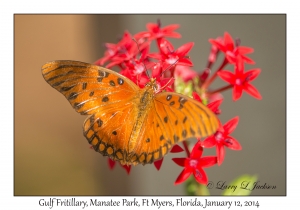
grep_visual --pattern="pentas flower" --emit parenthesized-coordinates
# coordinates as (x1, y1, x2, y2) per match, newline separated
(148, 38, 194, 70)
(202, 116, 242, 165)
(106, 40, 150, 69)
(209, 32, 255, 65)
(144, 144, 186, 171)
(95, 31, 133, 66)
(108, 158, 131, 174)
(174, 65, 198, 83)
(207, 36, 222, 69)
(192, 92, 223, 115)
(95, 22, 261, 189)
(217, 59, 262, 101)
(134, 20, 181, 41)
(172, 141, 217, 185)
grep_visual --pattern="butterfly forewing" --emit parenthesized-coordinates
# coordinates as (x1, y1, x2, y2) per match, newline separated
(42, 60, 139, 115)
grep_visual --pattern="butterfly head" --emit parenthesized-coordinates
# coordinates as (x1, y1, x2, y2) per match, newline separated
(145, 78, 158, 92)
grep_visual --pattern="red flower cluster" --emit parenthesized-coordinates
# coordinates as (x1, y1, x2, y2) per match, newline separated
(95, 20, 261, 185)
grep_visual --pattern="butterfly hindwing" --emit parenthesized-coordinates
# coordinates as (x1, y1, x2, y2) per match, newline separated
(83, 104, 137, 164)
(130, 92, 219, 165)
(153, 92, 219, 141)
(42, 60, 139, 115)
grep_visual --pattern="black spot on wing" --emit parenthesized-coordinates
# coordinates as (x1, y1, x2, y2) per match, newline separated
(164, 116, 168, 123)
(68, 92, 78, 100)
(109, 80, 115, 86)
(166, 95, 172, 101)
(61, 85, 76, 92)
(102, 96, 109, 102)
(82, 82, 87, 90)
(118, 78, 124, 85)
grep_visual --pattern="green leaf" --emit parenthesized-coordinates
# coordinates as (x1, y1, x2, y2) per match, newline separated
(185, 177, 210, 196)
(222, 174, 258, 196)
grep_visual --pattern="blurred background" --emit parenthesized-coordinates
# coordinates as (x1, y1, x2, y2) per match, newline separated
(15, 15, 285, 195)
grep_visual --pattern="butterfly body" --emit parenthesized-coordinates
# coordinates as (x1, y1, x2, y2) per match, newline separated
(42, 60, 219, 165)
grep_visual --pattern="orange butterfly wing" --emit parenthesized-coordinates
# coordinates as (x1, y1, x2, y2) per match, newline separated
(130, 92, 219, 164)
(42, 60, 140, 164)
(42, 60, 139, 115)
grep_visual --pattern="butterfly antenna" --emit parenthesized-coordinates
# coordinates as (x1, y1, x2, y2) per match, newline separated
(160, 77, 175, 90)
(132, 38, 151, 79)
(159, 57, 181, 78)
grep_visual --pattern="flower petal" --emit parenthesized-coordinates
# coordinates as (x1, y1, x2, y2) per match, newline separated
(193, 167, 208, 185)
(208, 99, 223, 114)
(241, 55, 255, 64)
(163, 32, 182, 38)
(192, 92, 202, 102)
(237, 46, 254, 54)
(209, 39, 226, 52)
(223, 32, 234, 51)
(177, 57, 193, 66)
(108, 158, 116, 169)
(223, 116, 239, 135)
(233, 85, 243, 101)
(162, 24, 180, 32)
(158, 38, 174, 54)
(202, 136, 217, 148)
(243, 83, 262, 100)
(216, 145, 225, 165)
(176, 42, 194, 57)
(217, 70, 235, 84)
(190, 141, 203, 158)
(224, 136, 242, 150)
(170, 144, 184, 153)
(146, 23, 158, 32)
(199, 156, 218, 167)
(147, 53, 163, 60)
(172, 158, 186, 167)
(154, 158, 164, 170)
(244, 68, 261, 82)
(121, 164, 131, 174)
(174, 168, 192, 185)
(134, 31, 151, 39)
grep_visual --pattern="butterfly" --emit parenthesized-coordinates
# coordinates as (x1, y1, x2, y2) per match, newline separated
(42, 60, 219, 166)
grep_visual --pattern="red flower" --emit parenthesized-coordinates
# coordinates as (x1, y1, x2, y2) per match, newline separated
(95, 31, 133, 66)
(154, 159, 164, 170)
(108, 158, 131, 174)
(153, 144, 185, 171)
(217, 60, 262, 101)
(202, 116, 242, 165)
(209, 32, 255, 64)
(192, 92, 223, 115)
(172, 141, 217, 185)
(148, 39, 194, 69)
(135, 20, 181, 40)
(174, 65, 197, 82)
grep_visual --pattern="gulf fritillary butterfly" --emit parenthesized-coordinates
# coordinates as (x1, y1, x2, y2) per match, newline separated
(42, 60, 219, 165)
